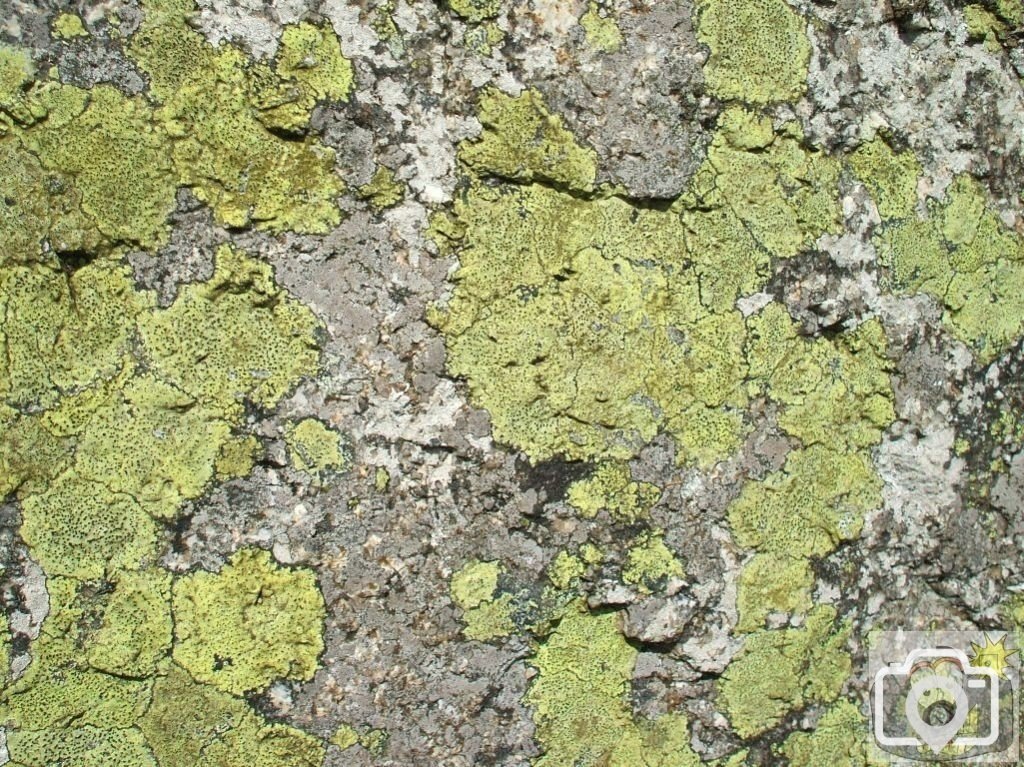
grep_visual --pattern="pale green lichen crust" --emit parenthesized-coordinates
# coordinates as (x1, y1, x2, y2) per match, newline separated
(695, 0, 812, 104)
(450, 560, 515, 640)
(432, 96, 843, 467)
(580, 3, 624, 53)
(0, 4, 344, 759)
(872, 173, 1024, 363)
(285, 418, 349, 476)
(172, 548, 326, 694)
(434, 84, 903, 763)
(526, 600, 701, 767)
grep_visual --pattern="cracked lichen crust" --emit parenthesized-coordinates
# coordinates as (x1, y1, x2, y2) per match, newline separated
(128, 0, 346, 233)
(526, 600, 701, 767)
(434, 97, 843, 466)
(450, 559, 515, 640)
(695, 0, 811, 104)
(140, 663, 325, 767)
(874, 173, 1024, 362)
(140, 245, 322, 417)
(172, 548, 326, 695)
(719, 605, 852, 738)
(622, 531, 685, 593)
(1, 249, 326, 756)
(777, 699, 867, 766)
(459, 88, 599, 192)
(1, 0, 350, 254)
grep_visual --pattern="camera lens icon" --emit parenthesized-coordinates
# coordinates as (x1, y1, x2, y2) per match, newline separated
(873, 648, 1001, 758)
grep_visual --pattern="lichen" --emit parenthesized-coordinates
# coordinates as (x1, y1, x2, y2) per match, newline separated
(434, 95, 844, 467)
(51, 12, 89, 40)
(566, 462, 661, 522)
(8, 726, 158, 767)
(777, 699, 867, 766)
(127, 0, 345, 233)
(264, 21, 353, 132)
(0, 12, 337, 764)
(735, 553, 813, 633)
(449, 0, 503, 23)
(357, 165, 405, 210)
(330, 724, 360, 750)
(526, 600, 701, 767)
(694, 0, 811, 104)
(580, 3, 623, 53)
(139, 245, 322, 418)
(719, 605, 852, 738)
(140, 662, 325, 767)
(450, 560, 515, 640)
(728, 445, 881, 558)
(848, 137, 921, 220)
(285, 418, 348, 476)
(215, 434, 260, 479)
(622, 531, 685, 593)
(459, 88, 599, 192)
(548, 551, 586, 590)
(875, 174, 1024, 362)
(171, 547, 326, 695)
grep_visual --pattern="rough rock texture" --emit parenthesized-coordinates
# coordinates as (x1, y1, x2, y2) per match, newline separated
(1, 0, 1023, 765)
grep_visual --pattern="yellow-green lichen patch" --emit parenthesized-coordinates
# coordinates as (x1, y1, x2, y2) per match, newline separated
(436, 95, 849, 466)
(0, 259, 152, 408)
(7, 726, 158, 767)
(87, 570, 173, 677)
(450, 559, 515, 640)
(695, 0, 811, 104)
(139, 663, 325, 767)
(171, 548, 326, 695)
(127, 0, 345, 233)
(433, 181, 747, 464)
(215, 434, 261, 479)
(451, 560, 500, 609)
(848, 137, 921, 220)
(0, 578, 156, 733)
(965, 4, 1008, 50)
(331, 723, 361, 750)
(19, 477, 161, 579)
(777, 699, 867, 766)
(464, 22, 506, 55)
(693, 108, 843, 261)
(254, 21, 354, 134)
(459, 88, 598, 192)
(875, 174, 1024, 362)
(526, 600, 701, 767)
(21, 83, 177, 247)
(735, 553, 813, 633)
(449, 0, 503, 23)
(52, 12, 89, 40)
(547, 551, 587, 590)
(580, 3, 624, 53)
(286, 418, 348, 475)
(622, 531, 685, 593)
(73, 374, 231, 519)
(566, 462, 661, 522)
(728, 445, 881, 558)
(140, 245, 322, 418)
(749, 311, 895, 450)
(719, 605, 851, 738)
(357, 165, 405, 210)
